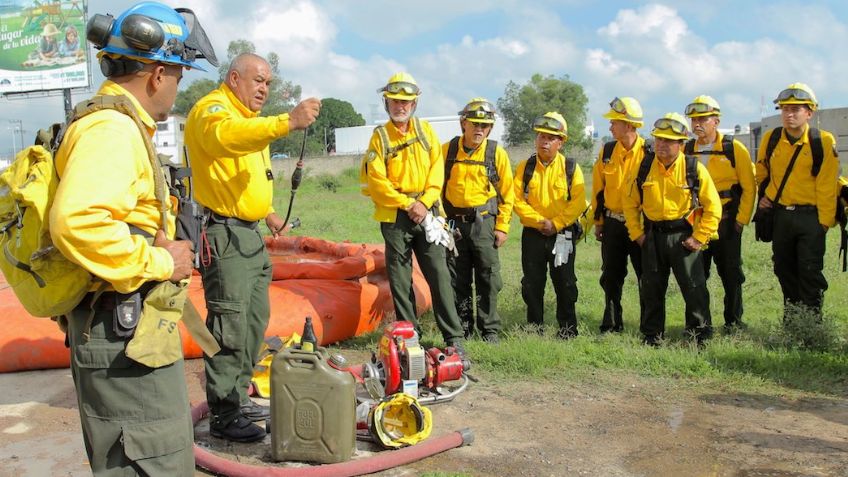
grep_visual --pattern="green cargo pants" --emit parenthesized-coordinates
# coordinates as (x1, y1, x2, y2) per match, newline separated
(772, 206, 827, 315)
(520, 227, 578, 335)
(447, 214, 503, 339)
(68, 298, 194, 476)
(381, 210, 464, 344)
(599, 216, 643, 332)
(640, 227, 712, 340)
(200, 222, 272, 426)
(702, 210, 745, 327)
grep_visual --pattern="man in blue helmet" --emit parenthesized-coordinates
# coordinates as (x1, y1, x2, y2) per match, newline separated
(49, 2, 217, 474)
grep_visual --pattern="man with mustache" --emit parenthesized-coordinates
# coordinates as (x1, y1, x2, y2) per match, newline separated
(684, 95, 755, 331)
(622, 113, 721, 346)
(441, 98, 515, 343)
(185, 53, 320, 442)
(363, 72, 467, 356)
(513, 112, 588, 339)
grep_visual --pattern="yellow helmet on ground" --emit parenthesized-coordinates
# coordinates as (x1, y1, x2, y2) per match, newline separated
(685, 95, 721, 118)
(459, 97, 496, 124)
(774, 82, 818, 111)
(368, 393, 432, 448)
(602, 97, 644, 128)
(532, 112, 568, 140)
(651, 112, 689, 141)
(378, 72, 420, 101)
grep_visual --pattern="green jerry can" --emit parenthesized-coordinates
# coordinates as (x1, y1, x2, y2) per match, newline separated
(270, 346, 356, 463)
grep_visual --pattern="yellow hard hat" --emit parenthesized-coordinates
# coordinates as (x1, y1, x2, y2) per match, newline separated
(651, 112, 689, 141)
(685, 95, 721, 118)
(379, 72, 420, 101)
(532, 112, 568, 140)
(368, 393, 432, 448)
(459, 97, 496, 124)
(774, 82, 818, 111)
(602, 97, 644, 128)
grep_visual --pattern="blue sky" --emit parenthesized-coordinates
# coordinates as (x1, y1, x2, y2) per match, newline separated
(2, 0, 848, 155)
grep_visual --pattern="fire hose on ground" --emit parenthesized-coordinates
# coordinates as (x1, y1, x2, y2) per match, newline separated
(190, 400, 474, 477)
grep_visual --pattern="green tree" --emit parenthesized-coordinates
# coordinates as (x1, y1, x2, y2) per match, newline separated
(172, 79, 216, 116)
(497, 74, 592, 152)
(311, 98, 366, 153)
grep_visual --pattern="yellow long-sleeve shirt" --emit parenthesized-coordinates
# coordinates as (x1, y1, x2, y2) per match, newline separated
(622, 152, 722, 244)
(50, 81, 176, 293)
(692, 132, 757, 225)
(441, 137, 515, 234)
(365, 119, 444, 223)
(513, 152, 587, 232)
(755, 125, 839, 227)
(185, 83, 291, 221)
(591, 136, 645, 225)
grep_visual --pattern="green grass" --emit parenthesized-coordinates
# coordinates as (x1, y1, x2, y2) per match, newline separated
(276, 164, 848, 398)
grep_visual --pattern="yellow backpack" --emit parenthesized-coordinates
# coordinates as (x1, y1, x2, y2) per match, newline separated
(0, 95, 168, 318)
(358, 117, 430, 197)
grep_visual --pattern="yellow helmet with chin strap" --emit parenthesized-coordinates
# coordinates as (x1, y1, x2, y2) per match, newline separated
(603, 96, 644, 128)
(685, 95, 721, 118)
(532, 112, 568, 140)
(379, 72, 420, 101)
(368, 393, 432, 448)
(651, 112, 690, 141)
(774, 82, 818, 111)
(459, 97, 496, 124)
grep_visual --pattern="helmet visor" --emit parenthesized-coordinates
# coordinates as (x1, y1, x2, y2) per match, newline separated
(774, 87, 814, 105)
(653, 117, 687, 135)
(176, 8, 218, 67)
(383, 81, 420, 96)
(462, 101, 496, 122)
(685, 102, 719, 116)
(533, 115, 565, 134)
(609, 97, 627, 114)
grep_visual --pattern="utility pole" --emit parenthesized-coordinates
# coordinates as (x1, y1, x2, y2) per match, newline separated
(8, 119, 23, 157)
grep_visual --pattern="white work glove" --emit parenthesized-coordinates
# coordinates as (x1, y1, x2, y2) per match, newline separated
(422, 213, 458, 256)
(552, 231, 574, 267)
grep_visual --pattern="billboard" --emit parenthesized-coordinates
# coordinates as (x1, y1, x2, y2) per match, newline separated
(0, 0, 89, 94)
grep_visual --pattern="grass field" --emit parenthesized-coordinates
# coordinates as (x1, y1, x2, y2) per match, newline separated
(271, 159, 848, 398)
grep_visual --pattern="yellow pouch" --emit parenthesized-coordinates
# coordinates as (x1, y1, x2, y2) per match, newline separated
(125, 280, 189, 368)
(251, 333, 301, 398)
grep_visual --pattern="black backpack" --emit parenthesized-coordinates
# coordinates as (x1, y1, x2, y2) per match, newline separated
(635, 142, 700, 211)
(684, 135, 736, 168)
(444, 137, 502, 204)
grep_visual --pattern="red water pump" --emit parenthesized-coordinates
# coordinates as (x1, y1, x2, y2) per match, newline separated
(357, 321, 469, 405)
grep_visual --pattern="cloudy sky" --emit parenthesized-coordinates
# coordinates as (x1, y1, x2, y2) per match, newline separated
(2, 0, 847, 155)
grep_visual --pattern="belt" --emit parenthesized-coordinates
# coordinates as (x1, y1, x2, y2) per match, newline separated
(646, 218, 691, 233)
(84, 281, 160, 311)
(209, 212, 259, 229)
(775, 204, 817, 212)
(604, 210, 626, 222)
(449, 212, 492, 223)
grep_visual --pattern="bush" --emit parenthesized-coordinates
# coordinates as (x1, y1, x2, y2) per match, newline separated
(765, 302, 843, 352)
(316, 174, 340, 193)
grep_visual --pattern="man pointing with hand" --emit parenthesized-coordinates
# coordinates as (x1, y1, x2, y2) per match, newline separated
(185, 52, 320, 442)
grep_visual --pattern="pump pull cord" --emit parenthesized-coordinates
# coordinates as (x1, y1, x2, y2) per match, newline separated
(281, 128, 308, 229)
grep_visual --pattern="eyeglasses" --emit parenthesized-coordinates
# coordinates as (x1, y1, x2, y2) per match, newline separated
(684, 102, 719, 116)
(653, 118, 687, 134)
(383, 81, 420, 96)
(774, 88, 814, 104)
(533, 115, 565, 133)
(469, 121, 492, 129)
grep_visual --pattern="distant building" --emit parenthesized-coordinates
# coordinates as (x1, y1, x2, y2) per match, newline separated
(153, 115, 185, 164)
(738, 107, 848, 161)
(334, 115, 506, 155)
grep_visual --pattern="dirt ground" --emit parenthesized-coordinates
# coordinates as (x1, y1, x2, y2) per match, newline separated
(1, 352, 846, 477)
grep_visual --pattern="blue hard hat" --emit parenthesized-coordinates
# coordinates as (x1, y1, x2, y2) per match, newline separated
(88, 1, 217, 71)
